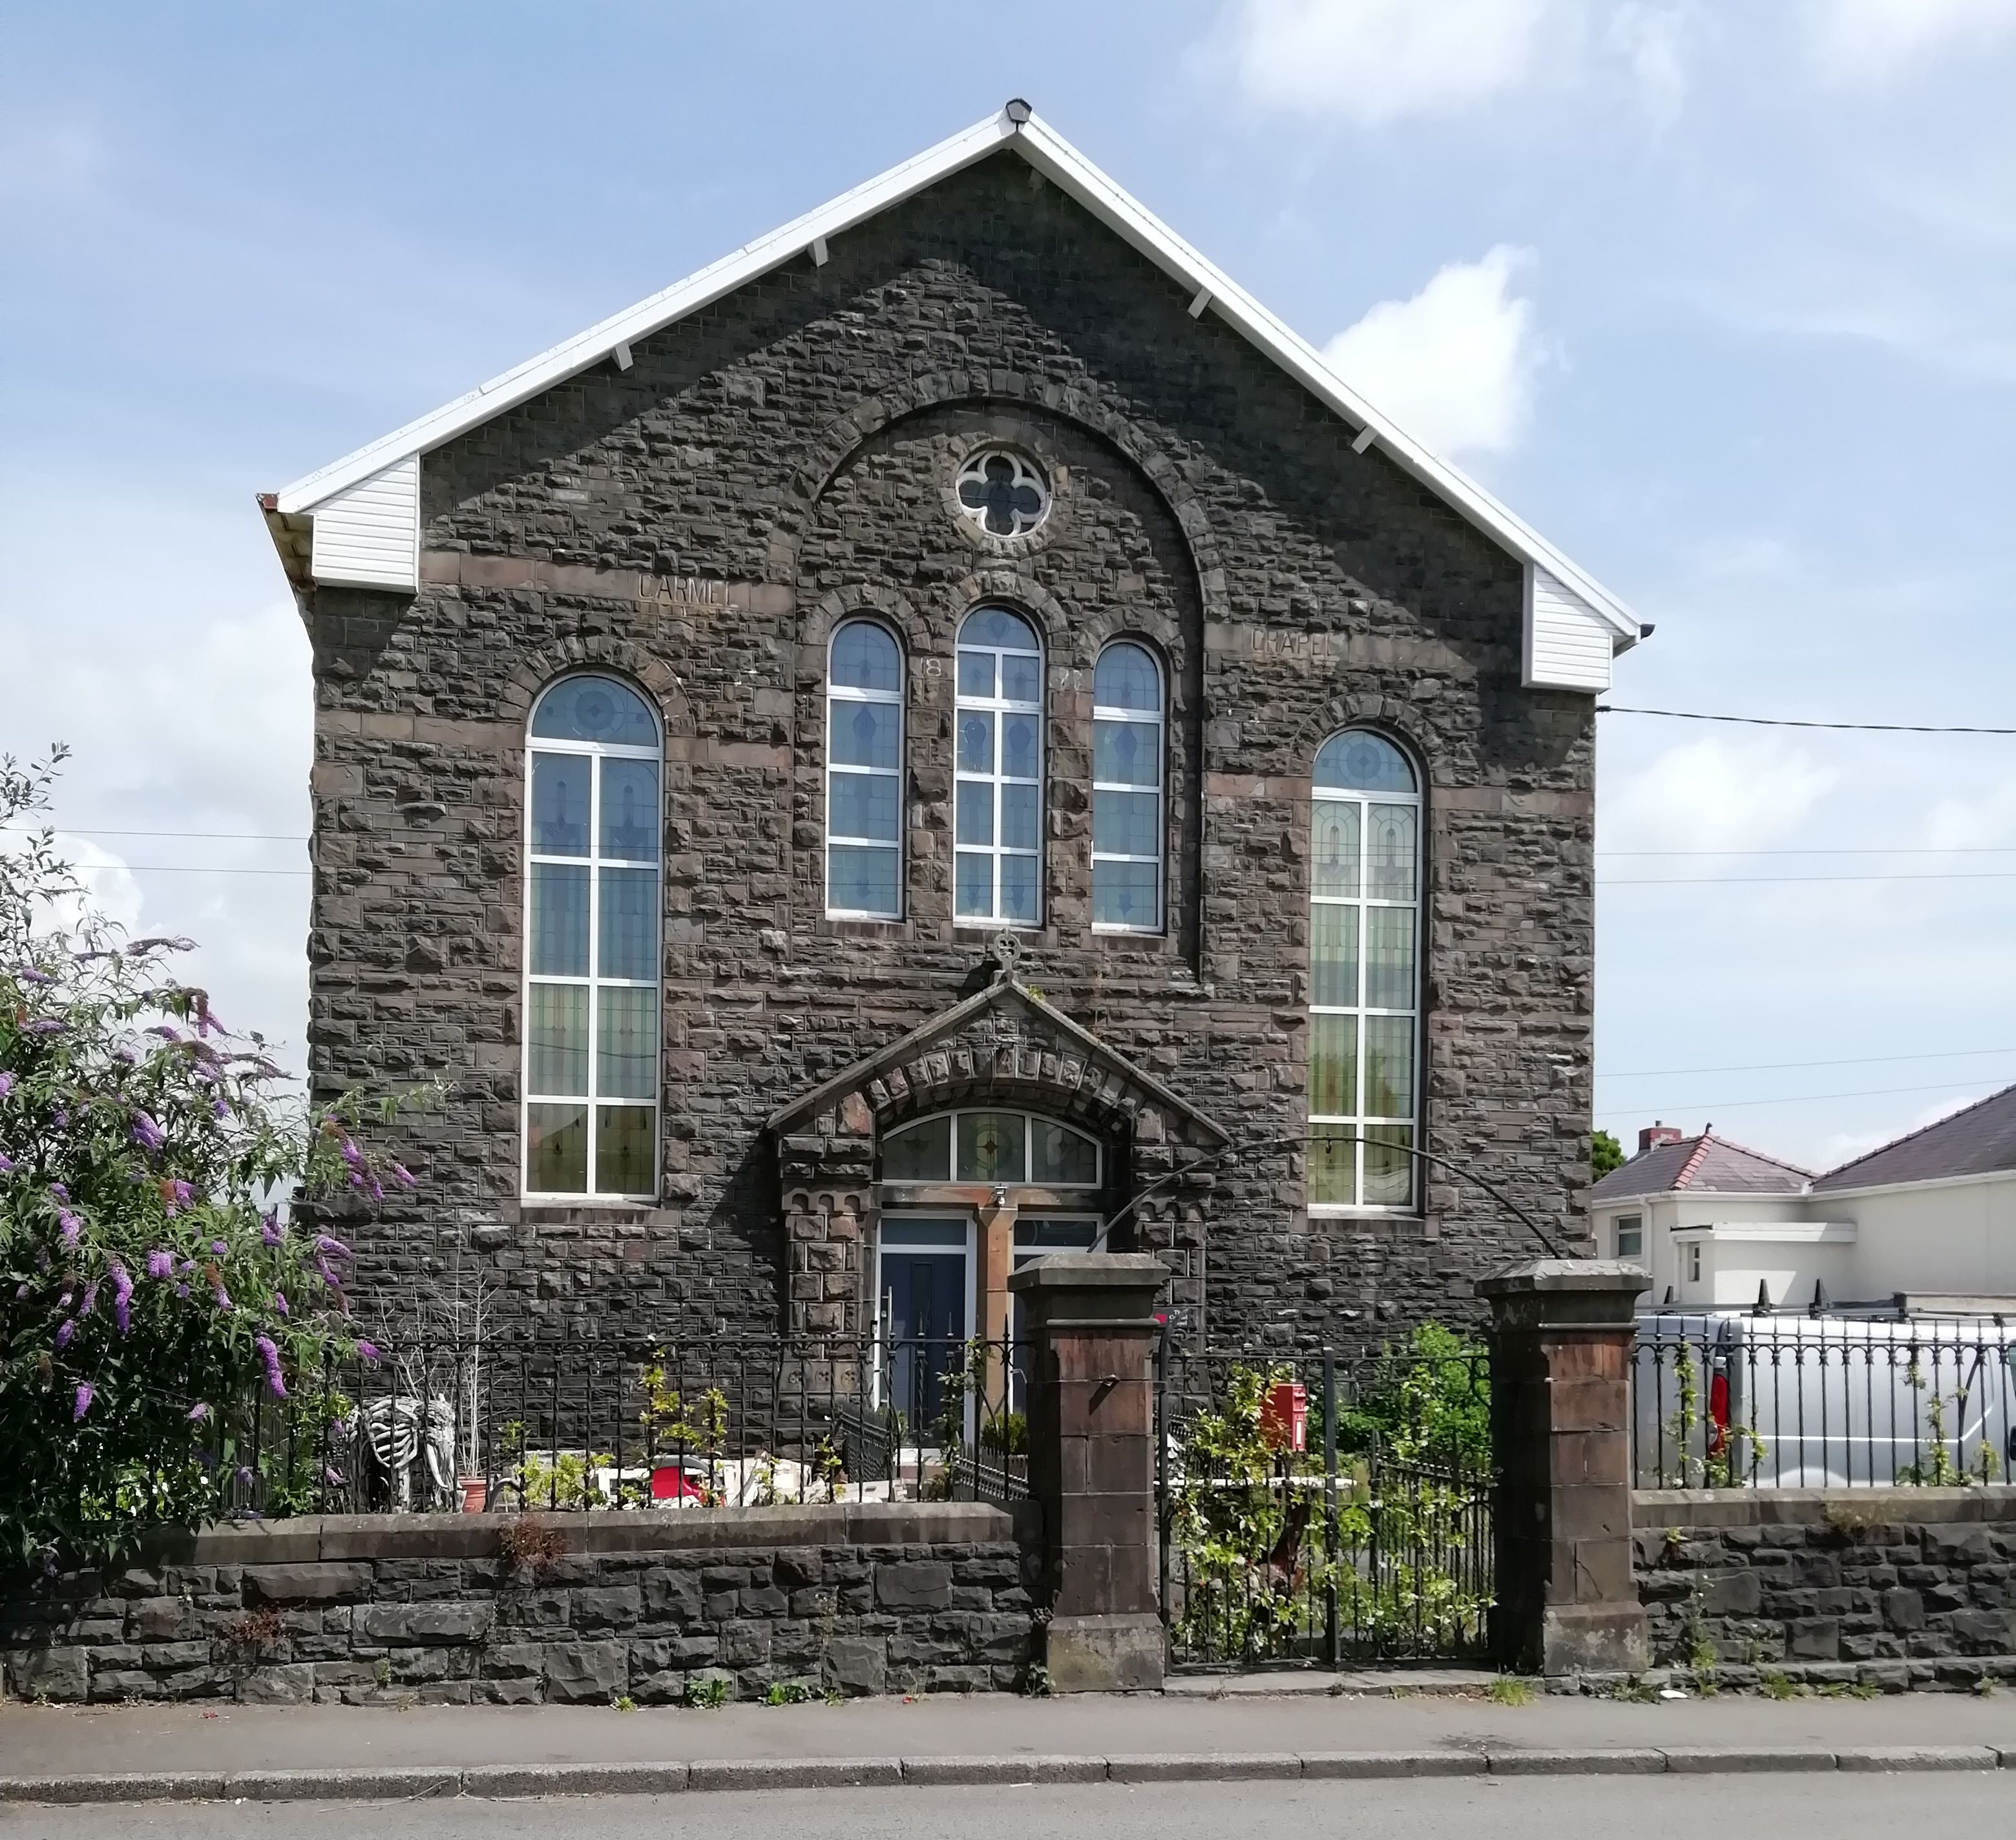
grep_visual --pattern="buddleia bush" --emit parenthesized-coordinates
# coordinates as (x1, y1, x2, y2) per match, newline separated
(0, 749, 426, 1567)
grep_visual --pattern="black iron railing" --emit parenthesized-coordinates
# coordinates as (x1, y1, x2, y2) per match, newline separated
(195, 1333, 1029, 1519)
(1633, 1312, 2016, 1489)
(1155, 1337, 1495, 1669)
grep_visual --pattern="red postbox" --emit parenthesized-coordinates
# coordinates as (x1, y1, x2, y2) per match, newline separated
(1259, 1380, 1307, 1452)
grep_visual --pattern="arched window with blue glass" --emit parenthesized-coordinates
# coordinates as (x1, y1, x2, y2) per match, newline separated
(523, 674, 662, 1199)
(1091, 641, 1164, 932)
(826, 620, 905, 919)
(1308, 729, 1420, 1211)
(954, 607, 1044, 926)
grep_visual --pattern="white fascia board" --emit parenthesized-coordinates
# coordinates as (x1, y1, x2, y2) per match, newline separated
(277, 112, 1020, 515)
(272, 104, 1641, 647)
(1812, 1166, 2016, 1202)
(1672, 1220, 1858, 1244)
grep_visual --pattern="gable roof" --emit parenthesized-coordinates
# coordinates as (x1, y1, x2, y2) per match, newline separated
(262, 101, 1641, 671)
(1813, 1082, 2016, 1193)
(1591, 1131, 1814, 1202)
(765, 974, 1230, 1147)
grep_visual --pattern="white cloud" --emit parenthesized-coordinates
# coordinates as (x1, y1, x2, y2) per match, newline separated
(1603, 735, 1840, 857)
(1605, 4, 1692, 124)
(1322, 246, 1542, 457)
(1926, 777, 2016, 852)
(1809, 0, 2016, 78)
(1228, 0, 1557, 124)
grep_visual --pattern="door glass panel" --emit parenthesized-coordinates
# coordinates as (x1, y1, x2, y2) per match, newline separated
(596, 986, 656, 1100)
(1030, 1121, 1098, 1186)
(599, 759, 660, 861)
(956, 1112, 1027, 1183)
(1308, 1012, 1358, 1118)
(595, 1105, 655, 1196)
(1310, 903, 1358, 1009)
(1312, 800, 1360, 898)
(1364, 1014, 1414, 1117)
(528, 984, 588, 1096)
(881, 1116, 951, 1182)
(1365, 906, 1416, 1010)
(527, 1103, 589, 1193)
(529, 754, 591, 857)
(529, 863, 589, 976)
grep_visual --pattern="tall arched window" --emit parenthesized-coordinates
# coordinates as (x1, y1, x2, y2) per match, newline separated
(523, 674, 661, 1199)
(826, 620, 904, 918)
(955, 607, 1043, 926)
(1091, 641, 1164, 932)
(1308, 730, 1420, 1211)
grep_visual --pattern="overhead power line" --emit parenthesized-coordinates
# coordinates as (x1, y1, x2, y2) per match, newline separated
(1599, 1045, 2016, 1080)
(1598, 704, 2016, 735)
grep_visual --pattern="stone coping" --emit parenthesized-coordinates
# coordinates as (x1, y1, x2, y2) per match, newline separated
(1634, 1487, 2016, 1529)
(112, 1501, 1020, 1566)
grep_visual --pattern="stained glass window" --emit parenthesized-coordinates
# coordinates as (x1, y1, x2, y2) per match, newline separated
(1091, 642, 1163, 932)
(827, 620, 904, 918)
(1308, 730, 1420, 1210)
(525, 674, 660, 1198)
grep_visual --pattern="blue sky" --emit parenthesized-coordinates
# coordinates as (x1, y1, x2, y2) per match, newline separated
(4, 1, 2015, 1174)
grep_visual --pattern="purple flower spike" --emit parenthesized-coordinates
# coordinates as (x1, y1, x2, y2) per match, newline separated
(260, 1212, 282, 1247)
(54, 1319, 74, 1351)
(273, 1290, 289, 1317)
(0, 1072, 11, 1097)
(188, 1401, 210, 1422)
(145, 1249, 173, 1280)
(79, 1281, 98, 1317)
(72, 1382, 93, 1420)
(174, 1283, 190, 1298)
(130, 1112, 164, 1152)
(325, 1467, 346, 1487)
(313, 1234, 352, 1260)
(211, 1279, 233, 1312)
(0, 1154, 14, 1175)
(50, 1182, 67, 1202)
(18, 968, 52, 985)
(208, 1238, 226, 1256)
(255, 1334, 288, 1399)
(213, 1098, 227, 1120)
(24, 1018, 65, 1036)
(392, 1162, 416, 1190)
(357, 1341, 381, 1365)
(13, 1284, 26, 1301)
(59, 1211, 83, 1250)
(110, 1260, 132, 1335)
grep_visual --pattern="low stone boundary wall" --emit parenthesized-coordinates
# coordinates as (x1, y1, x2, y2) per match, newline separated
(1635, 1488, 2016, 1691)
(1, 1502, 1039, 1706)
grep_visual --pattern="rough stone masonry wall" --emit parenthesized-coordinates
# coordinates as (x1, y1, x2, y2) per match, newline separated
(305, 147, 1597, 1353)
(0, 1504, 1036, 1706)
(1635, 1489, 2016, 1691)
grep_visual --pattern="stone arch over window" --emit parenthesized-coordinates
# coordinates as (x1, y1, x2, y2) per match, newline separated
(1307, 727, 1422, 1213)
(826, 617, 905, 919)
(522, 672, 662, 1200)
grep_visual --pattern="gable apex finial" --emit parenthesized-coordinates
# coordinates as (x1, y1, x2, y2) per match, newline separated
(1005, 98, 1033, 125)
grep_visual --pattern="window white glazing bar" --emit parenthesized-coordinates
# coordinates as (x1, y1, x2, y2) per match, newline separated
(954, 639, 1042, 927)
(827, 665, 903, 918)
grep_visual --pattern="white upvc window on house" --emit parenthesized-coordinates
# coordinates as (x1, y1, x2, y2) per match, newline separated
(1615, 1213, 1644, 1259)
(523, 674, 662, 1200)
(1308, 729, 1421, 1211)
(826, 620, 905, 919)
(1091, 641, 1164, 932)
(954, 607, 1044, 926)
(1686, 1240, 1703, 1284)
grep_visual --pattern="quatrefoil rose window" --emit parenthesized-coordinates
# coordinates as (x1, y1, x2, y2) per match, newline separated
(955, 448, 1050, 539)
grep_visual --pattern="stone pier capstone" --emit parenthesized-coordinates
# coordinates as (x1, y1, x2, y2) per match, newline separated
(1009, 1252, 1166, 1692)
(1478, 1258, 1651, 1677)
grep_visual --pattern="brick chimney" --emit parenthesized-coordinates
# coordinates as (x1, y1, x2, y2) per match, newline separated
(1638, 1122, 1685, 1156)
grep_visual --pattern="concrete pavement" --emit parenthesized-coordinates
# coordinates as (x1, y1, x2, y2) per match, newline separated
(3, 1686, 2016, 1801)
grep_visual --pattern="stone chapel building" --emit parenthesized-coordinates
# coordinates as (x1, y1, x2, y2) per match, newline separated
(259, 103, 1643, 1354)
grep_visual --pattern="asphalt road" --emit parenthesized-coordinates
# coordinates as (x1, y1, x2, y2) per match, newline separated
(3, 1775, 2012, 1840)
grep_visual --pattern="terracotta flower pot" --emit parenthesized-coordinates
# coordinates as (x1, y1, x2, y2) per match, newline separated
(459, 1475, 488, 1514)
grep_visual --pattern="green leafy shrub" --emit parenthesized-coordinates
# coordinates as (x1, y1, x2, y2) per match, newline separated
(0, 750, 428, 1567)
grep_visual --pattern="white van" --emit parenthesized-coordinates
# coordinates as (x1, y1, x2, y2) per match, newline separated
(1633, 1310, 2016, 1489)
